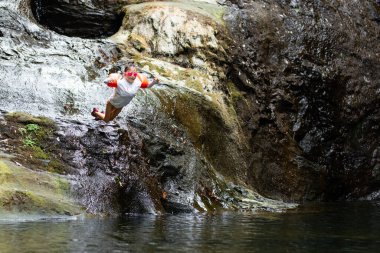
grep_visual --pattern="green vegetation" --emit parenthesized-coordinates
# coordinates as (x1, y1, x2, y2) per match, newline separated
(23, 137, 37, 147)
(2, 112, 68, 174)
(25, 123, 40, 132)
(18, 123, 42, 147)
(155, 90, 203, 143)
(0, 156, 83, 215)
(31, 146, 49, 160)
(226, 81, 244, 100)
(0, 161, 10, 174)
(0, 161, 11, 184)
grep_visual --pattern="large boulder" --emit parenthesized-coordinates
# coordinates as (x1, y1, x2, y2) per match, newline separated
(111, 1, 229, 72)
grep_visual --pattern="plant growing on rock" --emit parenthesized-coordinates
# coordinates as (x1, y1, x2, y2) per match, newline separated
(18, 124, 41, 147)
(23, 137, 37, 147)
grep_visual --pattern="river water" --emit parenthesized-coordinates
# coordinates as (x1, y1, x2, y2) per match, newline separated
(0, 201, 379, 253)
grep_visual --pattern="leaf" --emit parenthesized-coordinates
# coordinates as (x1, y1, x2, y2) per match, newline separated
(23, 137, 36, 147)
(26, 124, 40, 132)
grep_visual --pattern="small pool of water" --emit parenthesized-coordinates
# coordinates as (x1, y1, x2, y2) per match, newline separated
(1, 201, 380, 253)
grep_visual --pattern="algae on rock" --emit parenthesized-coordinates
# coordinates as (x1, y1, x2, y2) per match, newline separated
(0, 152, 83, 216)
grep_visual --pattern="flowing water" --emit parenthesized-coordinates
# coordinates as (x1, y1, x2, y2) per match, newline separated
(1, 201, 380, 253)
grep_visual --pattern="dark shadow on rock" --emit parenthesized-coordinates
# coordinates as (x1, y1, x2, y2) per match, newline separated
(31, 0, 124, 38)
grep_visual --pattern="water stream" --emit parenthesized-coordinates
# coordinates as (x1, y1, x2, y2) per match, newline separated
(1, 201, 380, 253)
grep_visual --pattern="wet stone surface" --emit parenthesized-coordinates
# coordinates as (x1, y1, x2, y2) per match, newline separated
(224, 0, 380, 201)
(0, 111, 295, 215)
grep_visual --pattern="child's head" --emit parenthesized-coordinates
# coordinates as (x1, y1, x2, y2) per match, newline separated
(124, 65, 137, 80)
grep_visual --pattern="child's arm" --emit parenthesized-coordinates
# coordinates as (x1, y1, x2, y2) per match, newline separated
(147, 77, 159, 88)
(104, 73, 121, 88)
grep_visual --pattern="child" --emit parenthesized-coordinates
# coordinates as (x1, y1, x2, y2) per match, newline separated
(92, 65, 159, 122)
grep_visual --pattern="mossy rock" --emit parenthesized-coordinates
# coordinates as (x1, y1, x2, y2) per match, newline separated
(0, 160, 12, 184)
(1, 112, 70, 174)
(31, 146, 49, 159)
(226, 81, 246, 102)
(155, 90, 203, 142)
(5, 112, 55, 128)
(46, 159, 67, 174)
(154, 88, 248, 180)
(0, 160, 11, 174)
(0, 190, 79, 215)
(0, 156, 83, 216)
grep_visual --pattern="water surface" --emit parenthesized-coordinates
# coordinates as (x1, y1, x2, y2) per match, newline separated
(1, 202, 380, 253)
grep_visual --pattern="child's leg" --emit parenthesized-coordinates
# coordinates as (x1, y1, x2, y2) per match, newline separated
(94, 101, 122, 123)
(105, 102, 122, 122)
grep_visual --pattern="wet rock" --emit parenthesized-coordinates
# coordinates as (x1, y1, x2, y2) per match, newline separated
(111, 1, 229, 70)
(0, 0, 121, 119)
(2, 0, 269, 215)
(0, 152, 83, 216)
(225, 0, 380, 200)
(31, 0, 124, 38)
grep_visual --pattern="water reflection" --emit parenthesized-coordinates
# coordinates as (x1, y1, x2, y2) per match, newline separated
(1, 202, 380, 253)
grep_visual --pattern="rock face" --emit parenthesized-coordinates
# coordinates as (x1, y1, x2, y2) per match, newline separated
(0, 0, 295, 216)
(0, 0, 121, 119)
(224, 0, 380, 200)
(111, 1, 229, 73)
(0, 0, 379, 217)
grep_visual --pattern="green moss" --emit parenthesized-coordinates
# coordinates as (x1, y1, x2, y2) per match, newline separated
(226, 81, 245, 102)
(0, 155, 83, 215)
(185, 77, 203, 92)
(55, 178, 70, 193)
(24, 191, 45, 208)
(156, 91, 203, 143)
(31, 146, 49, 160)
(0, 190, 47, 213)
(0, 190, 30, 211)
(0, 160, 11, 184)
(135, 59, 173, 78)
(0, 190, 79, 215)
(1, 112, 69, 174)
(47, 159, 66, 174)
(5, 112, 55, 128)
(0, 161, 11, 174)
(18, 122, 52, 148)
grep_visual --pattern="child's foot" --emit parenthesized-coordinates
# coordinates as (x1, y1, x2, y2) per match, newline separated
(92, 108, 104, 121)
(94, 111, 104, 121)
(91, 108, 99, 117)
